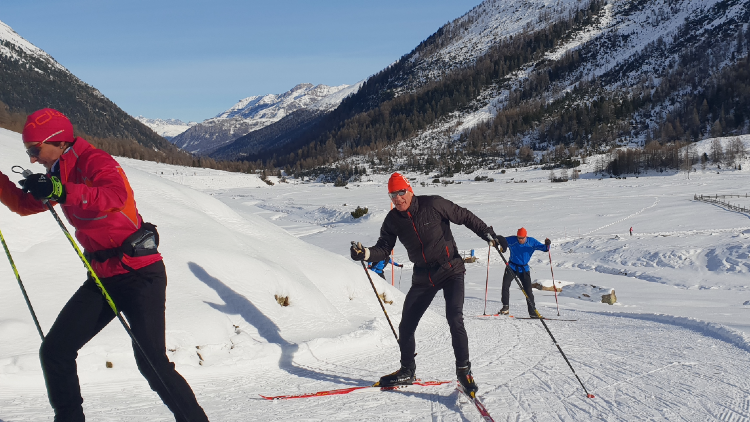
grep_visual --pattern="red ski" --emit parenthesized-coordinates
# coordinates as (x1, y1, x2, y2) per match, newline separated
(509, 315, 577, 321)
(456, 381, 495, 422)
(260, 380, 451, 400)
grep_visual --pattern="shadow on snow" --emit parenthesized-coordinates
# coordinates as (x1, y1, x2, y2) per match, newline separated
(188, 262, 370, 386)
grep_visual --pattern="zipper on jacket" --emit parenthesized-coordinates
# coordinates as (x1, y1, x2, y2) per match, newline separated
(445, 246, 452, 268)
(408, 211, 434, 286)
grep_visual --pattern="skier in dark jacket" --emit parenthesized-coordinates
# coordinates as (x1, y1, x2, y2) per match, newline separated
(367, 257, 403, 279)
(0, 109, 209, 422)
(499, 227, 551, 318)
(350, 172, 507, 396)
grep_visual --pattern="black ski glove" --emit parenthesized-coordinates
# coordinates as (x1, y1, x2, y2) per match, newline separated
(19, 174, 66, 203)
(545, 238, 551, 249)
(350, 241, 369, 261)
(483, 227, 508, 252)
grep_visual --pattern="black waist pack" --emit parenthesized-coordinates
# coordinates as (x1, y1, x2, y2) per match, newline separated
(86, 222, 160, 263)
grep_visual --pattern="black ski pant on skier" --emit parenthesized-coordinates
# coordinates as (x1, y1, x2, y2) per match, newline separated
(39, 261, 208, 422)
(399, 272, 469, 368)
(501, 266, 537, 317)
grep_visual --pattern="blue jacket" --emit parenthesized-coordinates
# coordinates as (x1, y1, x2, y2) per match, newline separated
(506, 236, 548, 273)
(368, 258, 402, 275)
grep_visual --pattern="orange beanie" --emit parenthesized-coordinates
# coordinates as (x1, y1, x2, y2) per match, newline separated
(517, 228, 527, 237)
(387, 172, 413, 193)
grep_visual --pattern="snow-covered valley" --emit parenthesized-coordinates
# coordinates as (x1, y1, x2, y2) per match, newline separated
(1, 128, 749, 421)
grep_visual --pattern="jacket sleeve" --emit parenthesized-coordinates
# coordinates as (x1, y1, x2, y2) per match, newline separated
(434, 196, 489, 238)
(369, 213, 397, 263)
(63, 153, 129, 212)
(530, 237, 549, 252)
(0, 170, 49, 216)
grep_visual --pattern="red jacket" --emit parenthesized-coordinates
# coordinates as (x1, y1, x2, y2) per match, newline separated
(0, 138, 162, 278)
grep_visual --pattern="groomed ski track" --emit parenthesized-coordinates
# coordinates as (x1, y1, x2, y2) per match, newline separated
(2, 298, 749, 420)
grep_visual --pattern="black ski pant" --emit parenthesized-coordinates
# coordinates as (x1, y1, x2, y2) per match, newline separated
(399, 272, 469, 368)
(501, 266, 537, 316)
(39, 261, 209, 422)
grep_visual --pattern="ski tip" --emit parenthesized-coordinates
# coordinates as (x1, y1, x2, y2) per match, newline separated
(587, 394, 596, 399)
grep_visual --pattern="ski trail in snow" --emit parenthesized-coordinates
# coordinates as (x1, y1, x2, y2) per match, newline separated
(581, 196, 660, 237)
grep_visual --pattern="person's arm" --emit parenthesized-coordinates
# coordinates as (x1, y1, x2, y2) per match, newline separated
(0, 170, 49, 216)
(530, 237, 548, 252)
(63, 153, 129, 212)
(368, 215, 398, 263)
(433, 196, 489, 237)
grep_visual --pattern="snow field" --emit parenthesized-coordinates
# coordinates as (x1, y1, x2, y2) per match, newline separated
(2, 127, 750, 420)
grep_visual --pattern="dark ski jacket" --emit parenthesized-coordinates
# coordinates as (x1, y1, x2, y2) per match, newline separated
(368, 195, 490, 286)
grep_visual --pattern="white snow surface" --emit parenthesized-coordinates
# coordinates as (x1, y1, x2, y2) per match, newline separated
(2, 127, 750, 420)
(134, 116, 197, 139)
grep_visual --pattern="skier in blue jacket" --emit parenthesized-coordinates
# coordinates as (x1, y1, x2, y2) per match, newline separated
(499, 227, 551, 317)
(367, 257, 403, 279)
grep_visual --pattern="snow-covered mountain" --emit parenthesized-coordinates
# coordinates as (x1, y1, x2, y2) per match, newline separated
(171, 82, 362, 155)
(241, 0, 749, 175)
(134, 116, 197, 140)
(0, 19, 174, 152)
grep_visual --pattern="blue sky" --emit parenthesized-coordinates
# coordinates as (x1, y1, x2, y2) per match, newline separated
(1, 1, 482, 122)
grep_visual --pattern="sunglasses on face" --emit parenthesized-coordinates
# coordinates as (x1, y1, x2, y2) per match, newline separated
(389, 189, 408, 200)
(25, 142, 43, 158)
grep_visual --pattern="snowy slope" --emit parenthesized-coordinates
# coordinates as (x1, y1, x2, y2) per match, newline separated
(371, 0, 750, 156)
(0, 19, 65, 72)
(3, 127, 750, 420)
(134, 116, 197, 140)
(171, 82, 362, 155)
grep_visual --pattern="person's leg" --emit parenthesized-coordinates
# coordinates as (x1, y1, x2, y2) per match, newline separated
(113, 261, 209, 422)
(40, 278, 115, 422)
(501, 267, 514, 306)
(519, 271, 537, 316)
(398, 283, 438, 367)
(441, 273, 469, 366)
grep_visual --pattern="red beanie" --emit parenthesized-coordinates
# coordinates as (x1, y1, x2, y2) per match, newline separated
(388, 172, 413, 193)
(22, 108, 74, 144)
(517, 228, 527, 237)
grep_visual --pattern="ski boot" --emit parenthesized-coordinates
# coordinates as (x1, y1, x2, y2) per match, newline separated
(499, 305, 509, 315)
(457, 362, 478, 397)
(376, 363, 416, 387)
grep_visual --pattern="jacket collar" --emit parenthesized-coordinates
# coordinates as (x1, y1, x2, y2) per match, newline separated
(56, 138, 93, 183)
(398, 195, 420, 217)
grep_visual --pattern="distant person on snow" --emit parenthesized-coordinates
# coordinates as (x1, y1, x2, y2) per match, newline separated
(367, 257, 403, 279)
(630, 227, 633, 236)
(350, 172, 508, 396)
(499, 228, 550, 318)
(0, 109, 209, 422)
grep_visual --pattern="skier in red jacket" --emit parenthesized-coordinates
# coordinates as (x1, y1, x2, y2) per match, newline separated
(0, 109, 208, 422)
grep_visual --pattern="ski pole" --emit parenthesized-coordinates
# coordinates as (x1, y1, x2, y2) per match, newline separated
(492, 244, 595, 399)
(353, 243, 399, 343)
(0, 228, 44, 340)
(483, 244, 490, 315)
(548, 249, 560, 316)
(13, 167, 193, 421)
